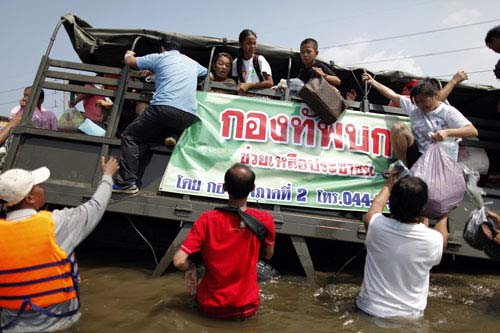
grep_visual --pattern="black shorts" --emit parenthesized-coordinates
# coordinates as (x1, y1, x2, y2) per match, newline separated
(407, 142, 422, 169)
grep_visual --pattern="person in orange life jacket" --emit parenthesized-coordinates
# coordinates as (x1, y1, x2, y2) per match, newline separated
(173, 164, 275, 320)
(298, 38, 341, 87)
(231, 29, 273, 94)
(0, 156, 119, 332)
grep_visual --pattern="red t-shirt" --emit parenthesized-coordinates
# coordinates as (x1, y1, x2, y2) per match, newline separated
(83, 84, 105, 122)
(181, 208, 275, 319)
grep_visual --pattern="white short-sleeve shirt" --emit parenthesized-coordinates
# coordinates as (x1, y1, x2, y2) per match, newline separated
(356, 213, 443, 318)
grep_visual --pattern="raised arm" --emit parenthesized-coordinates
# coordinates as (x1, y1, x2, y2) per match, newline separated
(436, 70, 467, 102)
(52, 156, 119, 253)
(362, 73, 401, 106)
(124, 50, 138, 68)
(363, 173, 396, 231)
(434, 216, 448, 249)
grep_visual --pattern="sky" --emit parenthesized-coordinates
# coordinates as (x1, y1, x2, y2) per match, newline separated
(0, 0, 499, 117)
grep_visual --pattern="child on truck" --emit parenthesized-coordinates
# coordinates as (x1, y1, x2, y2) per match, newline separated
(232, 29, 273, 94)
(298, 38, 341, 87)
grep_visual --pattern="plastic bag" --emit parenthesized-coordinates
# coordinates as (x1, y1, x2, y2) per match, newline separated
(58, 107, 85, 131)
(438, 137, 460, 161)
(463, 207, 500, 260)
(463, 207, 489, 250)
(410, 142, 466, 218)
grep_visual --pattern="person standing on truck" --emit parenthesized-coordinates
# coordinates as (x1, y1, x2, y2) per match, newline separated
(173, 163, 275, 320)
(68, 82, 107, 124)
(361, 73, 477, 169)
(112, 36, 207, 194)
(232, 29, 274, 94)
(297, 38, 341, 87)
(362, 74, 477, 232)
(485, 25, 500, 113)
(356, 172, 448, 319)
(0, 156, 119, 332)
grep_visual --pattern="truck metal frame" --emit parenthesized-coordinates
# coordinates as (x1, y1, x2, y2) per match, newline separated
(5, 14, 500, 278)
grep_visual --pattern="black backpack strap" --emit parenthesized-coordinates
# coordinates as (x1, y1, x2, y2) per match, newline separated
(215, 206, 268, 244)
(236, 57, 245, 83)
(253, 54, 264, 82)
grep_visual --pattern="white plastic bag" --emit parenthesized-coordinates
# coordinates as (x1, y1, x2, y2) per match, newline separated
(438, 137, 460, 161)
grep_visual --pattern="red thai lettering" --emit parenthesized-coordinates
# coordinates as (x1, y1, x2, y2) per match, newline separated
(269, 114, 289, 143)
(345, 123, 369, 154)
(220, 109, 245, 139)
(372, 127, 391, 158)
(290, 116, 315, 146)
(318, 122, 344, 149)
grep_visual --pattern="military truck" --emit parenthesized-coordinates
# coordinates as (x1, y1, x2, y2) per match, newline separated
(6, 14, 500, 278)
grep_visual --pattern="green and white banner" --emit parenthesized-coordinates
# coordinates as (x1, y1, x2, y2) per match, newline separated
(160, 92, 409, 212)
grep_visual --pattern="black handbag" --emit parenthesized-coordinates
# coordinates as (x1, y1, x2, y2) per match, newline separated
(215, 206, 268, 244)
(299, 76, 348, 124)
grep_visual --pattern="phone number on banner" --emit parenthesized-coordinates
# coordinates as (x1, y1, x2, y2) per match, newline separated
(316, 190, 374, 208)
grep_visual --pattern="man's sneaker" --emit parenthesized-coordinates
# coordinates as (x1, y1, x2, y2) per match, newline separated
(164, 136, 177, 147)
(112, 182, 139, 194)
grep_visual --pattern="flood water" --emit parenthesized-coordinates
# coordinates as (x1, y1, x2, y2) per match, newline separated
(64, 245, 500, 333)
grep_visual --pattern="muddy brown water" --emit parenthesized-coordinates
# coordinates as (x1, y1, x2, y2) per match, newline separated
(63, 245, 500, 333)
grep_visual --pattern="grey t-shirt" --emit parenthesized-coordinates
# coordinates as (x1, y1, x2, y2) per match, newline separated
(1, 175, 113, 332)
(399, 96, 472, 153)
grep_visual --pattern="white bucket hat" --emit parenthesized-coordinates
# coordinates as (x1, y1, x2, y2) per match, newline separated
(0, 167, 50, 207)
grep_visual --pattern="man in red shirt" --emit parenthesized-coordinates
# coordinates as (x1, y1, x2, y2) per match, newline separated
(173, 163, 275, 319)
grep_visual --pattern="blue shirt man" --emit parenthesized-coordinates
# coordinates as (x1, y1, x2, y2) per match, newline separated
(136, 49, 207, 114)
(113, 36, 207, 193)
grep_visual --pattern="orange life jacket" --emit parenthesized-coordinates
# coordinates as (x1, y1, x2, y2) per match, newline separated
(0, 211, 79, 312)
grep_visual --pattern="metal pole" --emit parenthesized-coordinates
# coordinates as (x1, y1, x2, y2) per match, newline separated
(363, 78, 370, 113)
(44, 19, 66, 58)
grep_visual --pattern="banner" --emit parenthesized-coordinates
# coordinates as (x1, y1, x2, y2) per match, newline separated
(160, 92, 410, 212)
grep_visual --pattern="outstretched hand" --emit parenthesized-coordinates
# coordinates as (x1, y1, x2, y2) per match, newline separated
(386, 170, 398, 190)
(451, 70, 468, 85)
(361, 72, 374, 83)
(100, 156, 119, 177)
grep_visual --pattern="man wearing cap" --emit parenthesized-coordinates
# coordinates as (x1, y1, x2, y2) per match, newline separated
(0, 157, 119, 332)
